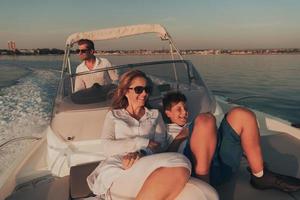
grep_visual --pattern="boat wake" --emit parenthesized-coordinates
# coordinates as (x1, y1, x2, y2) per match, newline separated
(0, 69, 59, 174)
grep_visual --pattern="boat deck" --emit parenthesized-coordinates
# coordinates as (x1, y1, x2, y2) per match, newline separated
(6, 175, 70, 200)
(6, 132, 300, 200)
(217, 132, 300, 200)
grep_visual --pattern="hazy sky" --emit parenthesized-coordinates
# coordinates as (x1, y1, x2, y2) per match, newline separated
(1, 0, 300, 49)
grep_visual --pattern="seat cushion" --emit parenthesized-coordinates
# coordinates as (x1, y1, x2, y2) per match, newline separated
(70, 161, 100, 199)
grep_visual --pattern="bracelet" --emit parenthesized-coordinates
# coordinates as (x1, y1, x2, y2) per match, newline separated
(138, 149, 147, 157)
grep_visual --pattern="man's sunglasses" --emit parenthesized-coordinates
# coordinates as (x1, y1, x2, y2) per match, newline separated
(76, 49, 90, 54)
(128, 86, 152, 94)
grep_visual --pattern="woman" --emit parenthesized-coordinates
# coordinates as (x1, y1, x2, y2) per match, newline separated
(87, 70, 192, 200)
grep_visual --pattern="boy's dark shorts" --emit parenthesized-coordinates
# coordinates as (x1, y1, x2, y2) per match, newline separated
(183, 114, 243, 186)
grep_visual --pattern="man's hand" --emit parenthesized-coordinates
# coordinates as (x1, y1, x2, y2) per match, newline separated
(147, 140, 161, 153)
(122, 152, 141, 170)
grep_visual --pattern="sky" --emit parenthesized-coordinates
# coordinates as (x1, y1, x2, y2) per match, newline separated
(1, 0, 300, 50)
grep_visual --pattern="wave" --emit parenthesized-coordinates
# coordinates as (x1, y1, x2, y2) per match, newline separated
(0, 65, 32, 88)
(0, 68, 59, 173)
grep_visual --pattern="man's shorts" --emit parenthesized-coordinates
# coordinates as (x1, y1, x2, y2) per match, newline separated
(183, 114, 243, 186)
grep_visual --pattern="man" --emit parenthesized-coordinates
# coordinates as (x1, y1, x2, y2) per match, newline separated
(74, 39, 119, 92)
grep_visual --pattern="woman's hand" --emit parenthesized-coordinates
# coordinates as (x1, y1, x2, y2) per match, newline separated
(122, 152, 142, 170)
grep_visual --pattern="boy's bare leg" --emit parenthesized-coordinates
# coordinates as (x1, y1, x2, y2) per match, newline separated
(226, 107, 300, 192)
(190, 113, 217, 182)
(226, 107, 264, 174)
(136, 167, 189, 200)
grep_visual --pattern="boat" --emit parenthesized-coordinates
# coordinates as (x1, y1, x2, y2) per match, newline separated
(1, 24, 300, 200)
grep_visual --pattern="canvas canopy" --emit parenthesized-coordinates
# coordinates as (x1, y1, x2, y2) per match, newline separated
(66, 24, 170, 46)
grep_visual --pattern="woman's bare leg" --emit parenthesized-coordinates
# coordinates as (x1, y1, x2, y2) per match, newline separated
(190, 113, 217, 182)
(226, 107, 264, 174)
(136, 167, 189, 200)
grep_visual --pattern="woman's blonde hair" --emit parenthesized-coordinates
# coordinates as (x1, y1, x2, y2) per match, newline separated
(111, 70, 151, 109)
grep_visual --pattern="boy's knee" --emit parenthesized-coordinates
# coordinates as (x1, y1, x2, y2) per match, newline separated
(227, 107, 256, 122)
(194, 113, 216, 130)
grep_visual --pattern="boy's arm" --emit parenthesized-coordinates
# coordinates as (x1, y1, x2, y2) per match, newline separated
(167, 128, 189, 152)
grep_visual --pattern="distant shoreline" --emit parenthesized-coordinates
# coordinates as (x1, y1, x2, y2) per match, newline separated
(1, 48, 300, 56)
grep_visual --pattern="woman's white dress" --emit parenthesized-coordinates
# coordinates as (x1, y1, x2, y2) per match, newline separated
(87, 108, 192, 197)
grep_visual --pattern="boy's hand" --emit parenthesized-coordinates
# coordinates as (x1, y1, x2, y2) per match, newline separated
(167, 128, 189, 152)
(147, 140, 161, 152)
(122, 152, 141, 170)
(174, 128, 189, 140)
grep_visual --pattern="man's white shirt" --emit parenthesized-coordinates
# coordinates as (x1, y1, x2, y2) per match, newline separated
(74, 57, 118, 92)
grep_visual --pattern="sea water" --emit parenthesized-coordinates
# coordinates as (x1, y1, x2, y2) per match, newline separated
(0, 54, 299, 175)
(0, 56, 61, 174)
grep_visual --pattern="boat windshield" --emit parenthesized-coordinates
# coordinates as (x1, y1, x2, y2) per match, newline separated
(56, 60, 213, 106)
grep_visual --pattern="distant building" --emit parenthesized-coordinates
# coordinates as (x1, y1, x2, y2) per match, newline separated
(8, 41, 16, 52)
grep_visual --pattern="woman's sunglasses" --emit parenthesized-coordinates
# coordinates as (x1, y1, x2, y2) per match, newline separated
(128, 86, 152, 94)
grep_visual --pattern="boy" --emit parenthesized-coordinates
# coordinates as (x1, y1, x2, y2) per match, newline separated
(162, 91, 300, 192)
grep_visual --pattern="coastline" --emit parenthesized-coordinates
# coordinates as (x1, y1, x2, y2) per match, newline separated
(1, 48, 300, 56)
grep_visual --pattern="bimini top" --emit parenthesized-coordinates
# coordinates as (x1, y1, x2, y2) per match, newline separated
(66, 24, 171, 46)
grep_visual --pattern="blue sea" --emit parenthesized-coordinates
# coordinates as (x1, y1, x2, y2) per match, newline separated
(0, 54, 299, 173)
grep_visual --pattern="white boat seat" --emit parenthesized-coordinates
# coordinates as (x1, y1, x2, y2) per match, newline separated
(50, 84, 169, 142)
(50, 86, 215, 143)
(51, 96, 109, 141)
(50, 83, 172, 142)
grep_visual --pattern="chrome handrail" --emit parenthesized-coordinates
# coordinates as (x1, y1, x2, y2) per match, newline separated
(227, 95, 282, 104)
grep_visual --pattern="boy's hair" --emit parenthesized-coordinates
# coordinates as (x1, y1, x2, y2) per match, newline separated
(77, 39, 95, 50)
(162, 91, 187, 111)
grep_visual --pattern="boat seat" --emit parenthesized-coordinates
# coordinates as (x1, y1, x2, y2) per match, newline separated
(50, 83, 171, 142)
(6, 176, 70, 200)
(51, 85, 214, 142)
(69, 161, 100, 199)
(51, 96, 110, 141)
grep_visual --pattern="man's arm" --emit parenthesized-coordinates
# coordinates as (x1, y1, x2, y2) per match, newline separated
(74, 65, 86, 92)
(103, 58, 119, 83)
(74, 75, 86, 92)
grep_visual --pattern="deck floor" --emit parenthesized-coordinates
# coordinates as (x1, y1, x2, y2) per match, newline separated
(6, 175, 70, 200)
(6, 132, 300, 200)
(217, 132, 300, 200)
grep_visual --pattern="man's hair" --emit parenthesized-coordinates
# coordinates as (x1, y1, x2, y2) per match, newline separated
(162, 91, 187, 111)
(77, 39, 95, 50)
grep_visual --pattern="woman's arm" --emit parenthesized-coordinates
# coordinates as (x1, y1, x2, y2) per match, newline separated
(100, 111, 150, 156)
